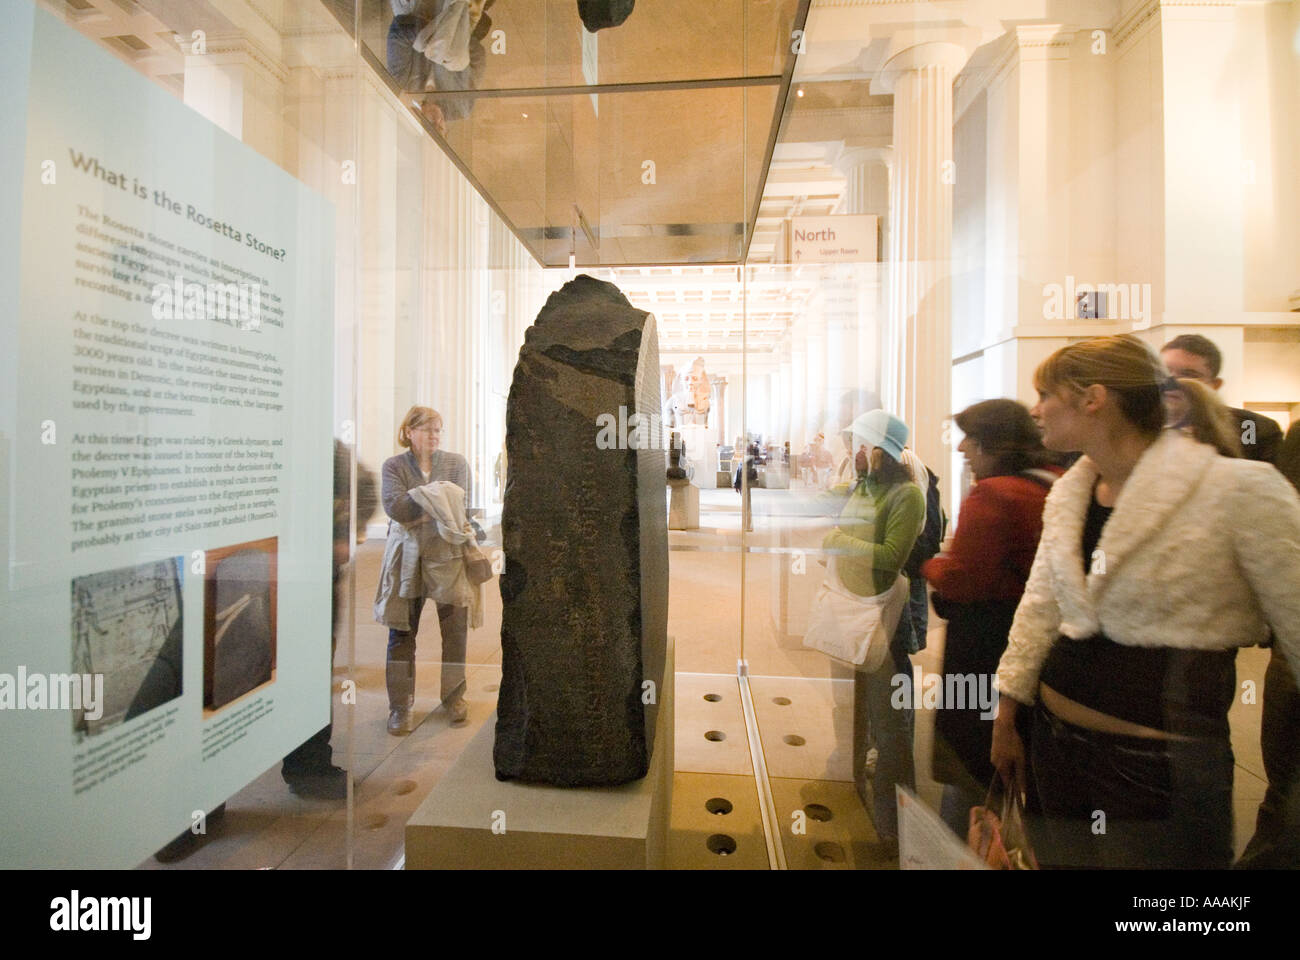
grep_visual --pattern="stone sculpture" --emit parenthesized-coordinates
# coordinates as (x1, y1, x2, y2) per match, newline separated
(495, 275, 668, 786)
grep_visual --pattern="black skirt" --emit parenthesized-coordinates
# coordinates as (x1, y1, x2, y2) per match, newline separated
(931, 596, 1021, 790)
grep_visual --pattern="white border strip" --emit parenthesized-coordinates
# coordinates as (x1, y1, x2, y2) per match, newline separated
(736, 660, 786, 870)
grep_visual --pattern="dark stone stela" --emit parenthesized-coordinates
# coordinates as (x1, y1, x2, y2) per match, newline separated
(494, 275, 668, 787)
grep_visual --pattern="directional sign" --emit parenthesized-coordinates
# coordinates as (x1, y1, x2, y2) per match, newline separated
(788, 214, 878, 263)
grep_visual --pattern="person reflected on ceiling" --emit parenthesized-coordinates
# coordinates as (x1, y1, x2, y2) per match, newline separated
(386, 1, 496, 135)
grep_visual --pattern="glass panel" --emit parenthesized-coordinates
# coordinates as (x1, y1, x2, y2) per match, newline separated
(1, 0, 362, 867)
(1, 0, 548, 873)
(742, 1, 1300, 875)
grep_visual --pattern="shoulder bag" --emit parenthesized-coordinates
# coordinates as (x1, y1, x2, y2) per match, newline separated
(802, 558, 909, 673)
(461, 540, 494, 585)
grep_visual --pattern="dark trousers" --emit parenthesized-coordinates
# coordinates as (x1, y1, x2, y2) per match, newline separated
(283, 568, 342, 774)
(1238, 651, 1300, 868)
(1031, 702, 1234, 869)
(282, 714, 334, 773)
(386, 597, 468, 710)
(853, 638, 915, 841)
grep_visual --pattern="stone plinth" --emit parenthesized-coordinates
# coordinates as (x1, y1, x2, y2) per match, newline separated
(668, 482, 699, 530)
(406, 640, 674, 869)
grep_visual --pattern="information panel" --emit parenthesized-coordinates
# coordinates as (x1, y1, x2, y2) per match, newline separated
(0, 0, 335, 867)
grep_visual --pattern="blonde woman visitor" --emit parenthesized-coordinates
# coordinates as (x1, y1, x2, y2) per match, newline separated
(991, 335, 1300, 868)
(377, 406, 474, 734)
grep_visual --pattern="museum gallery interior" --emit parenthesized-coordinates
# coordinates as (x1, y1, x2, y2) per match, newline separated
(2, 0, 1299, 872)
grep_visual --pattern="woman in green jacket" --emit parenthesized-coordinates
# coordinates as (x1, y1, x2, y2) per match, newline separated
(824, 409, 925, 852)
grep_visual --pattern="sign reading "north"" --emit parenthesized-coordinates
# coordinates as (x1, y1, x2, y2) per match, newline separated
(788, 215, 878, 263)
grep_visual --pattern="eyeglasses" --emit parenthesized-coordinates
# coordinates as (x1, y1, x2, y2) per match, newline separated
(1165, 367, 1213, 385)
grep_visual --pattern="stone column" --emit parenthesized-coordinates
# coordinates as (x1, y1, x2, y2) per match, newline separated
(878, 42, 968, 481)
(836, 146, 892, 221)
(421, 136, 485, 499)
(832, 146, 890, 406)
(1008, 25, 1078, 331)
(713, 376, 728, 446)
(182, 35, 287, 168)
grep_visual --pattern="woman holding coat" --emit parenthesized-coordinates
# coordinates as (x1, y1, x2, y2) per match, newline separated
(377, 405, 475, 735)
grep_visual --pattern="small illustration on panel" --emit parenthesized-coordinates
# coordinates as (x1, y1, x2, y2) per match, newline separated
(70, 556, 184, 738)
(203, 537, 277, 713)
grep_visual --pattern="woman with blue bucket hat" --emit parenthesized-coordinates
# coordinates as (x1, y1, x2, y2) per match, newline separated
(819, 408, 925, 857)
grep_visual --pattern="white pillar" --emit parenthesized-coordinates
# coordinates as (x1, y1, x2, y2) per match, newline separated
(879, 41, 968, 480)
(836, 146, 892, 221)
(420, 138, 483, 496)
(1158, 3, 1244, 324)
(360, 81, 400, 484)
(825, 146, 890, 428)
(182, 36, 287, 167)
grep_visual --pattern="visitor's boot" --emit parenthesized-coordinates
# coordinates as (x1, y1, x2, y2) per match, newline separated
(386, 659, 415, 731)
(387, 708, 414, 736)
(865, 836, 900, 863)
(282, 764, 348, 800)
(446, 698, 468, 725)
(153, 803, 227, 863)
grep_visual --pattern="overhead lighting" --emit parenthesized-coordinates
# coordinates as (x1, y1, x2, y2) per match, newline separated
(796, 88, 805, 98)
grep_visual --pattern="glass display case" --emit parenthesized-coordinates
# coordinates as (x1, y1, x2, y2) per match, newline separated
(3, 0, 1298, 877)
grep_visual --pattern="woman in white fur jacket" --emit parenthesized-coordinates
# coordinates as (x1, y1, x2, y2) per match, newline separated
(991, 335, 1300, 869)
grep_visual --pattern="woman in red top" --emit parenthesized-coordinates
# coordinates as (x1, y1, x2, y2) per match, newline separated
(921, 399, 1062, 833)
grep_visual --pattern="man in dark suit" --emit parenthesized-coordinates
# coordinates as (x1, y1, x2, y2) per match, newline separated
(1160, 333, 1294, 868)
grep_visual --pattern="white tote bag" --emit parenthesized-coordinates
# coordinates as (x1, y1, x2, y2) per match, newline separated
(415, 0, 471, 71)
(802, 559, 909, 672)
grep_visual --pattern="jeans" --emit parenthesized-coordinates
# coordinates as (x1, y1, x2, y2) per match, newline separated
(386, 597, 468, 710)
(386, 14, 428, 90)
(904, 574, 928, 654)
(853, 634, 915, 842)
(1031, 702, 1234, 869)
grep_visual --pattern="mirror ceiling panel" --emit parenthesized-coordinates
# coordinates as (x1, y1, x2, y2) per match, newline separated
(359, 0, 803, 91)
(434, 83, 780, 266)
(355, 0, 807, 266)
(127, 0, 808, 267)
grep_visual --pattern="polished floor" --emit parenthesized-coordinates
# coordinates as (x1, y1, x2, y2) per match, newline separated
(139, 484, 1272, 870)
